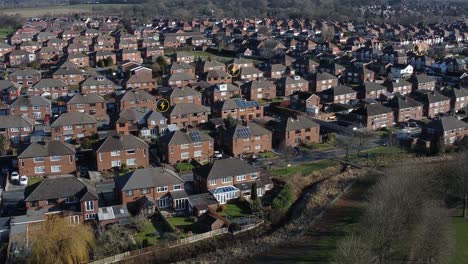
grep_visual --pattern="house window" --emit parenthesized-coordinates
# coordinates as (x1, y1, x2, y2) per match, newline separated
(85, 201, 94, 211)
(111, 160, 121, 167)
(33, 157, 44, 163)
(34, 166, 45, 174)
(181, 144, 189, 149)
(47, 199, 58, 205)
(10, 128, 19, 132)
(173, 184, 181, 190)
(236, 175, 246, 181)
(125, 190, 133, 197)
(50, 156, 61, 161)
(142, 188, 150, 194)
(85, 213, 96, 220)
(30, 201, 38, 207)
(194, 150, 203, 157)
(63, 125, 73, 130)
(251, 173, 258, 179)
(158, 197, 168, 208)
(65, 196, 78, 203)
(69, 215, 80, 224)
(126, 149, 135, 154)
(51, 165, 61, 173)
(222, 177, 231, 183)
(210, 179, 217, 186)
(194, 142, 202, 148)
(157, 186, 168, 192)
(126, 159, 136, 166)
(181, 152, 190, 159)
(23, 127, 30, 132)
(111, 151, 120, 156)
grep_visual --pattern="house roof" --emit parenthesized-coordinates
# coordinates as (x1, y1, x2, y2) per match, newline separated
(363, 82, 386, 92)
(425, 116, 467, 131)
(18, 140, 75, 159)
(333, 85, 357, 96)
(165, 86, 201, 98)
(51, 112, 97, 127)
(10, 96, 50, 107)
(116, 167, 184, 191)
(25, 174, 98, 202)
(67, 93, 105, 105)
(9, 68, 40, 77)
(116, 107, 151, 123)
(279, 115, 319, 132)
(193, 157, 258, 180)
(168, 103, 210, 116)
(0, 115, 33, 129)
(159, 129, 213, 145)
(33, 78, 67, 89)
(352, 103, 393, 117)
(227, 122, 272, 139)
(118, 90, 154, 102)
(81, 76, 115, 87)
(215, 98, 260, 111)
(387, 95, 422, 109)
(96, 134, 148, 153)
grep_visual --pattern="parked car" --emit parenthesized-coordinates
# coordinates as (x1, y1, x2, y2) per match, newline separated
(10, 171, 19, 182)
(19, 176, 28, 186)
(214, 151, 223, 159)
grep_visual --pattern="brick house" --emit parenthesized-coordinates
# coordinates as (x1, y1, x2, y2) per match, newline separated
(212, 99, 264, 121)
(66, 52, 90, 68)
(293, 58, 319, 74)
(0, 115, 34, 144)
(386, 95, 423, 123)
(386, 79, 412, 95)
(312, 72, 338, 93)
(203, 83, 241, 105)
(30, 79, 68, 99)
(119, 49, 143, 63)
(162, 86, 202, 106)
(0, 42, 14, 57)
(0, 80, 22, 103)
(237, 67, 264, 82)
(204, 70, 232, 85)
(158, 129, 214, 164)
(67, 94, 107, 120)
(36, 47, 62, 65)
(241, 80, 277, 101)
(193, 158, 272, 203)
(414, 90, 451, 118)
(357, 82, 387, 100)
(52, 62, 85, 86)
(9, 68, 41, 89)
(115, 107, 152, 136)
(275, 76, 309, 96)
(8, 50, 35, 67)
(24, 175, 99, 223)
(80, 75, 115, 95)
(115, 167, 187, 212)
(420, 116, 468, 148)
(118, 90, 157, 111)
(442, 87, 468, 113)
(273, 115, 320, 147)
(165, 103, 210, 128)
(96, 134, 149, 171)
(51, 112, 98, 142)
(174, 52, 195, 63)
(124, 75, 156, 91)
(290, 91, 321, 113)
(321, 85, 357, 104)
(411, 74, 436, 92)
(268, 64, 287, 79)
(171, 62, 195, 76)
(350, 103, 394, 130)
(9, 96, 51, 122)
(196, 60, 225, 74)
(222, 122, 272, 157)
(167, 73, 197, 88)
(17, 140, 76, 177)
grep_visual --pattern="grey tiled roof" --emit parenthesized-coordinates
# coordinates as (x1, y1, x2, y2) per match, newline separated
(193, 157, 258, 180)
(119, 90, 154, 102)
(280, 115, 319, 132)
(18, 140, 75, 159)
(425, 116, 467, 131)
(97, 134, 148, 153)
(0, 115, 34, 129)
(227, 122, 272, 139)
(159, 129, 213, 145)
(168, 103, 210, 116)
(10, 96, 51, 107)
(67, 94, 105, 105)
(33, 78, 67, 89)
(51, 112, 97, 127)
(116, 167, 183, 191)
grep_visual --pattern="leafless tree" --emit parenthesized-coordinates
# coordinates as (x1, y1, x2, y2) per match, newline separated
(334, 234, 374, 264)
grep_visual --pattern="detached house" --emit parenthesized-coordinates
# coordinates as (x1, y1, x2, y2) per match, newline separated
(96, 134, 149, 171)
(25, 175, 99, 223)
(51, 112, 98, 142)
(193, 158, 272, 203)
(17, 140, 76, 177)
(158, 129, 214, 165)
(9, 96, 51, 122)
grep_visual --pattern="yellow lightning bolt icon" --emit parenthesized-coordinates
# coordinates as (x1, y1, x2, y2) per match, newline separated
(160, 101, 165, 109)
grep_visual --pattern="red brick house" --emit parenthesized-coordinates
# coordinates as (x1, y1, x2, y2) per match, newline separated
(203, 83, 241, 105)
(96, 134, 149, 171)
(411, 74, 436, 92)
(222, 122, 272, 157)
(273, 116, 320, 147)
(241, 80, 277, 101)
(165, 103, 210, 128)
(386, 79, 412, 95)
(17, 140, 76, 177)
(51, 112, 98, 142)
(124, 75, 156, 91)
(442, 87, 468, 113)
(24, 175, 99, 223)
(118, 90, 157, 111)
(420, 116, 468, 148)
(386, 96, 423, 123)
(414, 90, 451, 118)
(350, 104, 394, 130)
(52, 62, 85, 86)
(158, 129, 214, 164)
(276, 76, 309, 96)
(0, 115, 34, 144)
(162, 86, 202, 106)
(80, 75, 115, 95)
(357, 82, 387, 100)
(0, 80, 22, 103)
(119, 49, 143, 63)
(31, 79, 68, 99)
(9, 68, 41, 89)
(9, 95, 51, 122)
(312, 72, 338, 93)
(67, 94, 107, 120)
(212, 98, 264, 121)
(321, 85, 357, 104)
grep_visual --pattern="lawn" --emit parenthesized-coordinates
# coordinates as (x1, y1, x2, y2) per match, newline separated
(451, 217, 468, 264)
(258, 151, 278, 159)
(219, 201, 252, 218)
(0, 27, 14, 39)
(166, 217, 194, 233)
(134, 221, 158, 247)
(271, 160, 337, 178)
(28, 177, 43, 186)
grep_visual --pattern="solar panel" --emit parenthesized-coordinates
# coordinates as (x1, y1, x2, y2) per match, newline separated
(190, 131, 202, 142)
(236, 127, 251, 138)
(235, 99, 259, 108)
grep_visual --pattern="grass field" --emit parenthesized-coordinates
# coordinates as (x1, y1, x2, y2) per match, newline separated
(0, 27, 14, 39)
(451, 217, 468, 264)
(271, 159, 337, 178)
(166, 217, 194, 233)
(3, 4, 134, 17)
(219, 202, 252, 218)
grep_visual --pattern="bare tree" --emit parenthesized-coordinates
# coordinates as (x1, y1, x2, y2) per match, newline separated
(334, 234, 374, 264)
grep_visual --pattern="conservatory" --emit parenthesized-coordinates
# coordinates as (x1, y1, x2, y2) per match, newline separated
(209, 186, 239, 204)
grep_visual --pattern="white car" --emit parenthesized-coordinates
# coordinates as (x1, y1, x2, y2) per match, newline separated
(19, 176, 28, 186)
(11, 171, 20, 182)
(214, 151, 223, 159)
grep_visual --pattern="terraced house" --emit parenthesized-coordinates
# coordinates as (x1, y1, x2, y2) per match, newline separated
(51, 112, 98, 142)
(158, 129, 214, 165)
(17, 140, 76, 177)
(96, 134, 149, 171)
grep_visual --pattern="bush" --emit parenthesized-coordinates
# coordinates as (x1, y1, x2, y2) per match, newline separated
(228, 223, 241, 233)
(272, 184, 294, 213)
(175, 162, 194, 172)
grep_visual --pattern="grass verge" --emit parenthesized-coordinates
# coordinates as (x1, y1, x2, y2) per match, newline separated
(271, 160, 337, 178)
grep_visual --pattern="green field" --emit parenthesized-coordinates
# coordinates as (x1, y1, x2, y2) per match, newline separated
(452, 217, 468, 264)
(0, 27, 14, 39)
(271, 160, 337, 178)
(3, 4, 134, 17)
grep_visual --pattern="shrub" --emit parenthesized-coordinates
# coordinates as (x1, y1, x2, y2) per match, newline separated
(175, 162, 194, 172)
(228, 223, 241, 233)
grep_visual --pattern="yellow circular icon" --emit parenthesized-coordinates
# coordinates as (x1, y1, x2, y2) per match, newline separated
(156, 98, 170, 112)
(413, 43, 428, 56)
(226, 63, 240, 78)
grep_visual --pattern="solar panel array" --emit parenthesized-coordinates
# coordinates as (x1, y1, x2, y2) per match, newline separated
(190, 131, 202, 142)
(236, 127, 251, 138)
(235, 99, 259, 108)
